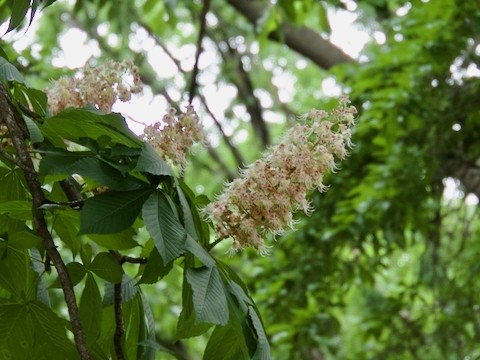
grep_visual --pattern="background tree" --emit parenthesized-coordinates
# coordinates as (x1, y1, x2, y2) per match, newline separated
(1, 0, 480, 359)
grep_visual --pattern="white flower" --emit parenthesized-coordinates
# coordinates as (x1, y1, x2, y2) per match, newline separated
(46, 60, 142, 115)
(203, 96, 357, 253)
(143, 105, 204, 170)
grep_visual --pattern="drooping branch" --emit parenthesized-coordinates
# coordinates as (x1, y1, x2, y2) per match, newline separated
(226, 0, 353, 69)
(0, 85, 92, 360)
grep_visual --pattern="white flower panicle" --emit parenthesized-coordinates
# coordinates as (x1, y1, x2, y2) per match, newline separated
(46, 60, 142, 115)
(203, 96, 357, 254)
(143, 105, 204, 170)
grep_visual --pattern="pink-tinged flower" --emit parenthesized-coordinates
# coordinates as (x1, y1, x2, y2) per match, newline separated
(203, 97, 357, 254)
(45, 60, 142, 115)
(143, 105, 204, 171)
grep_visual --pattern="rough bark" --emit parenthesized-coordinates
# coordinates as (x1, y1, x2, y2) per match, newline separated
(0, 85, 92, 360)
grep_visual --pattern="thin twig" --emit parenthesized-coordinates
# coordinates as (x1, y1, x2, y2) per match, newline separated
(188, 0, 211, 105)
(0, 85, 92, 360)
(199, 93, 245, 168)
(121, 256, 147, 264)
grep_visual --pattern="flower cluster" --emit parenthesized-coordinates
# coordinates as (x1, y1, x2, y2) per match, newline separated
(46, 60, 142, 115)
(143, 105, 204, 170)
(202, 96, 357, 254)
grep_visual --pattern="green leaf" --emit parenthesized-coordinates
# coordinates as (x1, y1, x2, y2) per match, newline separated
(53, 210, 81, 255)
(185, 235, 215, 268)
(142, 191, 187, 263)
(138, 291, 157, 359)
(24, 116, 44, 143)
(248, 307, 271, 360)
(203, 321, 250, 360)
(30, 248, 50, 307)
(175, 179, 198, 240)
(28, 301, 79, 358)
(41, 108, 143, 148)
(97, 305, 116, 356)
(88, 252, 124, 283)
(0, 200, 32, 220)
(40, 151, 145, 191)
(257, 5, 281, 38)
(49, 262, 86, 288)
(124, 292, 145, 360)
(0, 302, 35, 359)
(80, 242, 93, 267)
(0, 57, 24, 83)
(9, 231, 41, 249)
(79, 273, 102, 346)
(186, 266, 229, 326)
(317, 2, 331, 34)
(103, 274, 139, 305)
(11, 82, 47, 117)
(176, 269, 213, 339)
(134, 142, 174, 176)
(137, 246, 173, 284)
(6, 0, 30, 33)
(0, 167, 28, 202)
(88, 228, 139, 250)
(79, 189, 153, 234)
(0, 244, 37, 299)
(22, 86, 48, 116)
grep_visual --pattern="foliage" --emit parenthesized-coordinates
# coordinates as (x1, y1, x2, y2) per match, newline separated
(1, 0, 480, 359)
(0, 8, 274, 354)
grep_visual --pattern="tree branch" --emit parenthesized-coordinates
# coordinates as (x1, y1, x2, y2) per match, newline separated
(110, 250, 126, 360)
(226, 0, 353, 69)
(189, 0, 211, 104)
(199, 92, 245, 168)
(113, 281, 126, 360)
(208, 26, 270, 147)
(0, 85, 92, 360)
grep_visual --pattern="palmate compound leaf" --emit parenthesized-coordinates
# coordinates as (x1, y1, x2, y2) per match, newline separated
(79, 188, 154, 235)
(142, 191, 187, 264)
